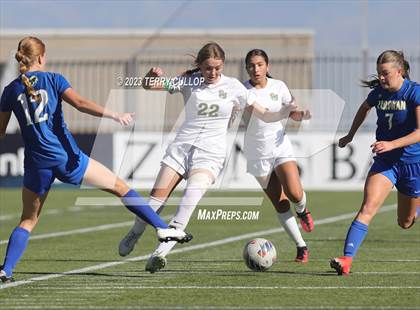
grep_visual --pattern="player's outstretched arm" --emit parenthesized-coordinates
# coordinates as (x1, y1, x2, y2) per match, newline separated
(249, 101, 297, 123)
(290, 109, 311, 121)
(338, 101, 371, 148)
(371, 106, 420, 154)
(0, 112, 11, 139)
(62, 88, 134, 126)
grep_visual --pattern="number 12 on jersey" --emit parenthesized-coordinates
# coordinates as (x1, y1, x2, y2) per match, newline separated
(17, 89, 49, 126)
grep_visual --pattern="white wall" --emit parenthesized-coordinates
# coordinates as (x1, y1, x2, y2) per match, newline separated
(111, 132, 376, 190)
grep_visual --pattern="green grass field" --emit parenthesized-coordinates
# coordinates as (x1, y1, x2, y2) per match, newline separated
(0, 189, 419, 309)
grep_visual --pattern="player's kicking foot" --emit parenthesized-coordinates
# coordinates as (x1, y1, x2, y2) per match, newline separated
(295, 246, 309, 263)
(145, 255, 167, 274)
(119, 229, 142, 257)
(156, 226, 193, 243)
(0, 269, 14, 284)
(296, 208, 314, 232)
(330, 256, 353, 276)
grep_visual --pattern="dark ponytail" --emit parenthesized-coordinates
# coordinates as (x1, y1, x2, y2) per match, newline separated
(361, 50, 410, 88)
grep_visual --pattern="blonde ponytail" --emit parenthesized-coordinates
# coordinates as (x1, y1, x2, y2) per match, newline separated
(21, 74, 40, 102)
(15, 36, 45, 103)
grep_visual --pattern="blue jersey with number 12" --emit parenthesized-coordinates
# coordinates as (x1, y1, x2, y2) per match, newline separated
(0, 71, 82, 168)
(366, 79, 420, 164)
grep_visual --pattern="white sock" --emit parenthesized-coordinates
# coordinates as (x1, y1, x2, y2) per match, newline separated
(131, 196, 165, 234)
(293, 191, 306, 214)
(152, 173, 211, 257)
(277, 209, 306, 247)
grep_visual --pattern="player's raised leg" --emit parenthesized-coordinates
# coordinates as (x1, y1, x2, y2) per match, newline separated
(119, 164, 183, 256)
(82, 158, 192, 243)
(145, 169, 213, 273)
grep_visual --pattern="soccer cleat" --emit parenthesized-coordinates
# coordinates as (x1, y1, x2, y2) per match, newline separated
(119, 229, 142, 257)
(156, 226, 193, 243)
(330, 256, 353, 276)
(0, 269, 14, 284)
(145, 255, 167, 274)
(296, 208, 314, 232)
(295, 246, 309, 263)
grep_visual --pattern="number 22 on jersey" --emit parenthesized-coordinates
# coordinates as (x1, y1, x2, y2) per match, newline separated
(197, 102, 219, 117)
(17, 89, 49, 126)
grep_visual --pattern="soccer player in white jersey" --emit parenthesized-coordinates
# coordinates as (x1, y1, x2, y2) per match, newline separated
(243, 49, 314, 262)
(118, 43, 297, 273)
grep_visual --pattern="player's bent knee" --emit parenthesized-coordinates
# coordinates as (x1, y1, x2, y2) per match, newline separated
(187, 173, 213, 190)
(275, 199, 290, 213)
(398, 218, 415, 229)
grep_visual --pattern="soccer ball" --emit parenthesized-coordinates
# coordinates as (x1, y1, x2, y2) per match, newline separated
(243, 238, 277, 271)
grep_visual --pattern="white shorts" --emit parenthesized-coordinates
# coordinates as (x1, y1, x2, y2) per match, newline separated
(246, 138, 296, 177)
(162, 143, 225, 179)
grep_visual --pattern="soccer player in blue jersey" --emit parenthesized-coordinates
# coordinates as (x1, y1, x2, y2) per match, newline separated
(0, 37, 192, 283)
(331, 50, 420, 276)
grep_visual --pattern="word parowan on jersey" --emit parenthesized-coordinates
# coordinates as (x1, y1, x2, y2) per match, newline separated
(377, 100, 407, 111)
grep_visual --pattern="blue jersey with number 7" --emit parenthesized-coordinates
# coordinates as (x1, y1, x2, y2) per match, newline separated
(366, 79, 420, 164)
(0, 71, 82, 168)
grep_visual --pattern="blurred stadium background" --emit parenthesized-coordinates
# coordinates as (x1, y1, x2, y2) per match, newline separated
(0, 28, 419, 190)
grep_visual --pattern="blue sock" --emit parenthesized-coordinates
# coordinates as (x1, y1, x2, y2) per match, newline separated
(343, 220, 368, 257)
(122, 189, 168, 229)
(2, 227, 30, 277)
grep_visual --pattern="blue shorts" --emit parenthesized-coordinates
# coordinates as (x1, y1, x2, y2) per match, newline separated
(370, 157, 420, 198)
(23, 152, 90, 195)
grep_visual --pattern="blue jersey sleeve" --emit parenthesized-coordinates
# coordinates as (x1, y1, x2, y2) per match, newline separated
(410, 84, 420, 107)
(0, 87, 12, 112)
(54, 73, 71, 96)
(366, 88, 379, 107)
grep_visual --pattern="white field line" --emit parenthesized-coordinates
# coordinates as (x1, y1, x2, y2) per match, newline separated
(75, 197, 264, 207)
(16, 285, 420, 290)
(0, 205, 110, 222)
(0, 204, 397, 290)
(0, 307, 417, 310)
(0, 222, 132, 245)
(27, 271, 420, 279)
(0, 214, 172, 245)
(0, 196, 264, 221)
(1, 208, 62, 221)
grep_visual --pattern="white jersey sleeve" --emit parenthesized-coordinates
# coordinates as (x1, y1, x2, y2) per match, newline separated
(243, 78, 294, 160)
(232, 79, 256, 109)
(279, 81, 293, 105)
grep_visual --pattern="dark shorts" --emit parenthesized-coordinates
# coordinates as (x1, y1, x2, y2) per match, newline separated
(23, 152, 89, 195)
(370, 157, 420, 198)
